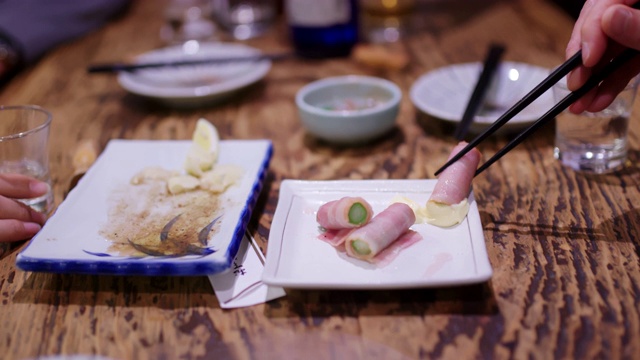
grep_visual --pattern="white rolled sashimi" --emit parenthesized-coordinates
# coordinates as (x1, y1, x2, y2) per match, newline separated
(426, 141, 481, 227)
(345, 202, 416, 261)
(316, 196, 373, 230)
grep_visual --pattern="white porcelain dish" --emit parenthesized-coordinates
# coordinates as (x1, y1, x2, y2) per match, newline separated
(261, 179, 492, 289)
(16, 139, 273, 276)
(410, 61, 553, 133)
(295, 75, 402, 144)
(118, 42, 271, 107)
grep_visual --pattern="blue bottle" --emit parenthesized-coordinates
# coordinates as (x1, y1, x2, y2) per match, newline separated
(285, 0, 359, 59)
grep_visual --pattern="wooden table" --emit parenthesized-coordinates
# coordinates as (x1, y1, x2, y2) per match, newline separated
(2, 0, 639, 359)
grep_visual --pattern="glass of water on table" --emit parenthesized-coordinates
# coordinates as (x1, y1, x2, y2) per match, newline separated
(0, 105, 53, 215)
(553, 77, 639, 174)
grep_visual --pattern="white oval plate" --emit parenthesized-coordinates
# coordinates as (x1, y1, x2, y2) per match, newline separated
(118, 42, 271, 107)
(410, 61, 554, 133)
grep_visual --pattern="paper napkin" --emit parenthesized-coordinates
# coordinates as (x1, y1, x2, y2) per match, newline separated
(208, 233, 286, 308)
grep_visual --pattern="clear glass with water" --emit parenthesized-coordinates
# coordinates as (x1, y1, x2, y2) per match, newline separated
(0, 106, 53, 215)
(553, 78, 639, 174)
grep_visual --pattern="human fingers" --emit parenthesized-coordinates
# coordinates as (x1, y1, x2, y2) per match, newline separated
(566, 0, 601, 90)
(0, 173, 48, 199)
(568, 88, 597, 114)
(568, 42, 625, 91)
(566, 0, 597, 59)
(0, 196, 46, 225)
(578, 0, 622, 66)
(567, 0, 628, 89)
(586, 60, 640, 112)
(567, 65, 593, 91)
(602, 5, 640, 50)
(0, 219, 42, 242)
(569, 56, 640, 113)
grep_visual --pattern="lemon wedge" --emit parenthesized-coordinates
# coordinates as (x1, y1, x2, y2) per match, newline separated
(184, 118, 220, 177)
(193, 118, 219, 155)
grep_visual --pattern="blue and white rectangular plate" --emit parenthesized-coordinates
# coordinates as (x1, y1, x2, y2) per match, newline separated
(17, 139, 272, 276)
(262, 179, 492, 289)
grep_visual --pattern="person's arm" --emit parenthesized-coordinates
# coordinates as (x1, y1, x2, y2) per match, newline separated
(0, 31, 23, 85)
(0, 0, 130, 84)
(566, 0, 640, 113)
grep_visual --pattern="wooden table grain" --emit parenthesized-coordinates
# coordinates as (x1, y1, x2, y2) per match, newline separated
(1, 0, 640, 359)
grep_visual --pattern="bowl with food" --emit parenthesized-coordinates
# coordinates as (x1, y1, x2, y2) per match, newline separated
(295, 75, 402, 145)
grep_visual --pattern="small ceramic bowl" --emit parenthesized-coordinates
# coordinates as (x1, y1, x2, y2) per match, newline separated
(295, 75, 402, 144)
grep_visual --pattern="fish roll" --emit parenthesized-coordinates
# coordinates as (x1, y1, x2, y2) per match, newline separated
(426, 141, 481, 227)
(316, 196, 373, 230)
(345, 202, 416, 261)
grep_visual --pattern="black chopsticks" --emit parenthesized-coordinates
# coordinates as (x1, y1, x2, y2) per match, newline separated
(453, 43, 505, 140)
(473, 48, 638, 176)
(434, 48, 638, 177)
(434, 50, 582, 176)
(87, 52, 294, 73)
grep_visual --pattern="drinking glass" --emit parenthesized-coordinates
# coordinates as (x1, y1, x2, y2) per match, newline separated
(160, 0, 218, 44)
(553, 77, 639, 174)
(360, 0, 415, 43)
(214, 0, 276, 40)
(0, 105, 53, 214)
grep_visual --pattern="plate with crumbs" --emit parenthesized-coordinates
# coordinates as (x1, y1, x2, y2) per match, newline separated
(16, 139, 272, 276)
(261, 179, 493, 289)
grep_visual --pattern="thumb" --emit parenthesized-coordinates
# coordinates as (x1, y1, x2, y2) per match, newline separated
(602, 5, 640, 50)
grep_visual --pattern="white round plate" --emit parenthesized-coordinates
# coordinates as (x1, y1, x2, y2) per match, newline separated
(410, 61, 554, 133)
(118, 42, 271, 107)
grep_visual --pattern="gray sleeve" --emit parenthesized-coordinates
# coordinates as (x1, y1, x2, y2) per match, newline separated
(0, 0, 131, 64)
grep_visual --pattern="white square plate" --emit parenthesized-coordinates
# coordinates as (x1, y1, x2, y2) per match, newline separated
(16, 139, 272, 276)
(262, 180, 492, 289)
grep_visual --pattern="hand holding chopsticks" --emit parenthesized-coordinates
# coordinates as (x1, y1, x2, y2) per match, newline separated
(434, 50, 582, 177)
(434, 47, 639, 177)
(565, 1, 640, 114)
(435, 2, 640, 178)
